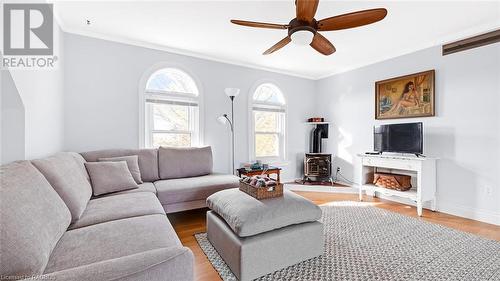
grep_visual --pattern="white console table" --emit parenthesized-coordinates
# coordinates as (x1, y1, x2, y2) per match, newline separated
(357, 154, 437, 216)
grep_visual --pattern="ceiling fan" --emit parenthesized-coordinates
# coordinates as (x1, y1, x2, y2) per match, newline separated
(230, 0, 387, 56)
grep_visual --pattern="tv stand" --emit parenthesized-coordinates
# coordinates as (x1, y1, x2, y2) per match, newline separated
(357, 154, 437, 216)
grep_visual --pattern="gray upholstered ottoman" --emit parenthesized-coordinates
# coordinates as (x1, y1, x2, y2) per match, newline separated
(206, 188, 324, 281)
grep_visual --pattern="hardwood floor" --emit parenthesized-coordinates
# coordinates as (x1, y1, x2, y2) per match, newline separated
(167, 191, 500, 281)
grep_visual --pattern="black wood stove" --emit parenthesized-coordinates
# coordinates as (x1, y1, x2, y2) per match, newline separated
(302, 123, 333, 183)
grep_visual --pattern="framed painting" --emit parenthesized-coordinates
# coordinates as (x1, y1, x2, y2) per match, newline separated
(375, 70, 435, 119)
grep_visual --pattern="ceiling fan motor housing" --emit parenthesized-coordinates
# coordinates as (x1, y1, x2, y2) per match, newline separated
(288, 18, 317, 35)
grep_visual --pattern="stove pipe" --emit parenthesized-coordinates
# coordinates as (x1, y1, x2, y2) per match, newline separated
(311, 127, 323, 153)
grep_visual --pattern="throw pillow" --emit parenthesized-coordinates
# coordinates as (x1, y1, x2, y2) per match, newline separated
(158, 146, 213, 179)
(98, 155, 143, 184)
(85, 161, 139, 196)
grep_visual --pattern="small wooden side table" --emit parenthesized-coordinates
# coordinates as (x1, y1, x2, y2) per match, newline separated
(237, 167, 281, 183)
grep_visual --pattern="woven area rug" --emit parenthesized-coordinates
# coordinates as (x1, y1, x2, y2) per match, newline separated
(195, 201, 500, 281)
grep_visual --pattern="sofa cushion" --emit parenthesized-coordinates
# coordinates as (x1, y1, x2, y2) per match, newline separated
(158, 146, 213, 179)
(41, 247, 193, 281)
(70, 152, 90, 181)
(44, 214, 181, 274)
(32, 152, 93, 223)
(81, 149, 159, 182)
(155, 173, 239, 205)
(69, 192, 165, 230)
(0, 161, 71, 278)
(96, 182, 157, 197)
(206, 188, 322, 237)
(98, 155, 143, 184)
(85, 161, 138, 196)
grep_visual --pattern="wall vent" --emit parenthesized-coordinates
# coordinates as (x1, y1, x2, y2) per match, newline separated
(442, 29, 500, 56)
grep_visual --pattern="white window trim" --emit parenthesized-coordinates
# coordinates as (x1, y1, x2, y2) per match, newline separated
(138, 63, 204, 148)
(144, 97, 200, 148)
(248, 80, 289, 165)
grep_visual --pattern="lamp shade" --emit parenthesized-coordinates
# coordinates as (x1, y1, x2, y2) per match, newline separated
(225, 88, 240, 98)
(217, 115, 228, 124)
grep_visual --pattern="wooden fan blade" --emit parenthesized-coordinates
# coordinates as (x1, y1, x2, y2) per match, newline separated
(317, 8, 387, 31)
(263, 37, 291, 55)
(296, 0, 319, 22)
(310, 33, 336, 55)
(231, 19, 288, 30)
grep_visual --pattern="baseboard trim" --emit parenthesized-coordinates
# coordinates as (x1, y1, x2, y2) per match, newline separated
(361, 192, 500, 226)
(285, 184, 358, 194)
(437, 200, 500, 226)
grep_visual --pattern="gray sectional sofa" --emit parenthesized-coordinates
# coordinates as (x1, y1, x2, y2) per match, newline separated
(1, 146, 239, 281)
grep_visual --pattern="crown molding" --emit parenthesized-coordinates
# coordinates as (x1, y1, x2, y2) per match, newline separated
(316, 21, 500, 80)
(56, 21, 318, 80)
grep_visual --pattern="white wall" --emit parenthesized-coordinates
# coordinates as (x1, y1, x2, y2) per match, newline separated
(63, 33, 316, 181)
(1, 70, 25, 164)
(316, 44, 500, 225)
(2, 26, 65, 161)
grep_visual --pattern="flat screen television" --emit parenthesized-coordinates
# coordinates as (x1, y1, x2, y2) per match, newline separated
(374, 122, 423, 155)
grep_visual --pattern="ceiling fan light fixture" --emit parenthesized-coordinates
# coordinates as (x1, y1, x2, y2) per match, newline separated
(290, 30, 314, 45)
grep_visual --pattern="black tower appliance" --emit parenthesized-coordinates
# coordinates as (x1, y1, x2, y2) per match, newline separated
(303, 123, 333, 183)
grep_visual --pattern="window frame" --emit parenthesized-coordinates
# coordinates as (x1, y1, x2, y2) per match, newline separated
(144, 97, 199, 148)
(249, 81, 288, 164)
(139, 64, 203, 148)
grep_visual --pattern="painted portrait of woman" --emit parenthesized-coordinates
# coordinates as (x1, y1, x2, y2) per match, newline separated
(375, 70, 435, 119)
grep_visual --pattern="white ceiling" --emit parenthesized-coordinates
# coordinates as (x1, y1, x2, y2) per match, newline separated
(53, 1, 500, 79)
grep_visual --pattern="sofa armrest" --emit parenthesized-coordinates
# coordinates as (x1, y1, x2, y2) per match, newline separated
(39, 246, 193, 281)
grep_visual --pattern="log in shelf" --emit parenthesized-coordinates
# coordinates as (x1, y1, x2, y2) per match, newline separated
(357, 154, 437, 216)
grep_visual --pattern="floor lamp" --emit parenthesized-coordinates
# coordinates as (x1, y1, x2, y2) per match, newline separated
(217, 88, 240, 174)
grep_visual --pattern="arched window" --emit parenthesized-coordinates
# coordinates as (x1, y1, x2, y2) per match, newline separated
(142, 68, 200, 148)
(251, 83, 286, 161)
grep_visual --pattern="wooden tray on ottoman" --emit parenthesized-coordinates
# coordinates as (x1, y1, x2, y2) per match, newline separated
(239, 181, 283, 200)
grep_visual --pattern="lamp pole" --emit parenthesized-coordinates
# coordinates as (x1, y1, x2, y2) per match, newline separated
(219, 113, 234, 174)
(218, 88, 239, 175)
(230, 95, 235, 174)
